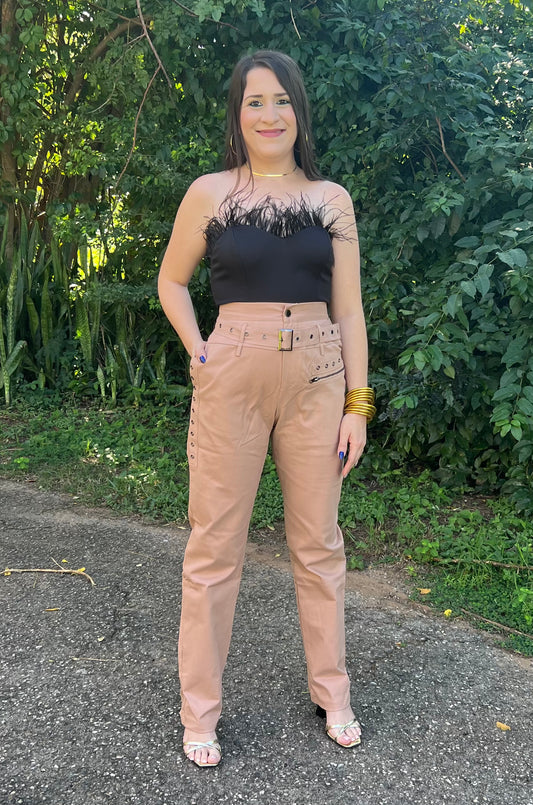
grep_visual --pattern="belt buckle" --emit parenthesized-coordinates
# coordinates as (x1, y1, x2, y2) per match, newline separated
(278, 329, 293, 351)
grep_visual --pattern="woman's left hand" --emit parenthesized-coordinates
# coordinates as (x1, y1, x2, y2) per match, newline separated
(337, 413, 367, 479)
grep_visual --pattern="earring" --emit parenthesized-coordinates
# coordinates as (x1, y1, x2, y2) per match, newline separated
(305, 132, 309, 144)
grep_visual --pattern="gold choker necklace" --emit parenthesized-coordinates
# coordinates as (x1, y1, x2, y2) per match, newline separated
(250, 165, 297, 178)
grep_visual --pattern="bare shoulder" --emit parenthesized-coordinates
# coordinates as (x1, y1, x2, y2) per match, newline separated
(304, 180, 356, 235)
(190, 170, 235, 193)
(182, 171, 234, 215)
(303, 179, 354, 216)
(319, 180, 355, 213)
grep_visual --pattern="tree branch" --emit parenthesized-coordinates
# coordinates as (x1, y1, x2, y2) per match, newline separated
(436, 116, 466, 182)
(113, 65, 161, 191)
(64, 18, 146, 108)
(460, 609, 532, 640)
(28, 18, 146, 194)
(169, 0, 241, 31)
(84, 0, 150, 26)
(0, 0, 19, 259)
(290, 0, 302, 39)
(136, 0, 174, 91)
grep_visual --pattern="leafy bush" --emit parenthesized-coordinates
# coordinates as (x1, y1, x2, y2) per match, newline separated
(1, 0, 532, 512)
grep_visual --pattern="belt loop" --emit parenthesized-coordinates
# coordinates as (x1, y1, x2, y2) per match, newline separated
(318, 326, 325, 355)
(235, 322, 248, 356)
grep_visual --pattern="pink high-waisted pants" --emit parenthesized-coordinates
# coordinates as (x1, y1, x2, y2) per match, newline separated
(179, 302, 351, 731)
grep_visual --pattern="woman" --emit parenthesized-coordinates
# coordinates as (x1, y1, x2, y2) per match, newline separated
(158, 50, 374, 767)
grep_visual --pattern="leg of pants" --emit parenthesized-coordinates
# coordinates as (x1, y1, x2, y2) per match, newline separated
(179, 302, 351, 731)
(271, 365, 350, 711)
(179, 340, 272, 731)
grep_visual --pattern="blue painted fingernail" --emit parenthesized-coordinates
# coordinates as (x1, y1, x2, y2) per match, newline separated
(339, 451, 345, 460)
(199, 355, 206, 364)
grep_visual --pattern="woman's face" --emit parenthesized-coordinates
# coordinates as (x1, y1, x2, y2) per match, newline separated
(239, 67, 298, 164)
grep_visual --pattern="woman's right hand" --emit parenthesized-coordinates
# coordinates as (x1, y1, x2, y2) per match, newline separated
(192, 340, 208, 364)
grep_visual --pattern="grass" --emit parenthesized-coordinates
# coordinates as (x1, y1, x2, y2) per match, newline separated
(1, 392, 532, 656)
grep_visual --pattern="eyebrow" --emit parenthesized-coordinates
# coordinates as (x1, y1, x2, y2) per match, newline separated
(243, 92, 290, 100)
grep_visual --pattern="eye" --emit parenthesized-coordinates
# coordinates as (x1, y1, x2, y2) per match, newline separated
(248, 100, 263, 108)
(277, 98, 291, 105)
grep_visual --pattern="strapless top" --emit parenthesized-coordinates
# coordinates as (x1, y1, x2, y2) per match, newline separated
(203, 199, 339, 306)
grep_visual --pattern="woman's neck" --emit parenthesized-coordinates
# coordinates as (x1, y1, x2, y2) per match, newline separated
(247, 159, 298, 178)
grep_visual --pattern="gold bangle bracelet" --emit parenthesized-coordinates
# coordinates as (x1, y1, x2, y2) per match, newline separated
(345, 387, 375, 402)
(344, 387, 376, 422)
(343, 404, 376, 423)
(345, 396, 374, 405)
(345, 394, 374, 400)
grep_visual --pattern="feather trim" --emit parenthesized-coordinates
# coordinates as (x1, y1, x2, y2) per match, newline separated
(204, 195, 349, 258)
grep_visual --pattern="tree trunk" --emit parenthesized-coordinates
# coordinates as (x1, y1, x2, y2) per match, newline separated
(0, 0, 18, 262)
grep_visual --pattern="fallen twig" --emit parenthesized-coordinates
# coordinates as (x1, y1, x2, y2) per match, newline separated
(460, 608, 533, 640)
(434, 557, 533, 572)
(3, 567, 95, 586)
(71, 657, 118, 662)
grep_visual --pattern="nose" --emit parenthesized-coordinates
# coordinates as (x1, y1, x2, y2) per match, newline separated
(260, 101, 280, 124)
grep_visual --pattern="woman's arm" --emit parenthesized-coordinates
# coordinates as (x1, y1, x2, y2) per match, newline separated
(157, 176, 214, 360)
(328, 186, 369, 478)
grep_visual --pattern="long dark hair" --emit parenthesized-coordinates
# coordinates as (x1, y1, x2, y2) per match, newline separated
(225, 50, 322, 181)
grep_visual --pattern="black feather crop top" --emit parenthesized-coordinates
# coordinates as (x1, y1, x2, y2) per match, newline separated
(203, 198, 342, 306)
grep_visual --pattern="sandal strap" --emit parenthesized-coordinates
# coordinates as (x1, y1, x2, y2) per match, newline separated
(183, 739, 221, 755)
(326, 718, 361, 734)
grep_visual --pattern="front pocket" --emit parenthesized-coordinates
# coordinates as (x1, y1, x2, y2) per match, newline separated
(309, 366, 344, 383)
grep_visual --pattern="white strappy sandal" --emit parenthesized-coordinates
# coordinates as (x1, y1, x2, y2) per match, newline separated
(183, 738, 222, 768)
(316, 705, 362, 748)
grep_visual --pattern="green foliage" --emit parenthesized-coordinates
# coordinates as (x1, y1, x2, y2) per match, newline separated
(0, 220, 184, 402)
(337, 467, 533, 651)
(413, 564, 533, 657)
(0, 394, 191, 519)
(1, 0, 533, 513)
(2, 396, 530, 651)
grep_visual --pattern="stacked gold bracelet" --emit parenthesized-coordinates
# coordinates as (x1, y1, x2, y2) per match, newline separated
(344, 387, 376, 422)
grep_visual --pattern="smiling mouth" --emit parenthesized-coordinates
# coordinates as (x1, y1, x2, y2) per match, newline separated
(257, 129, 285, 137)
